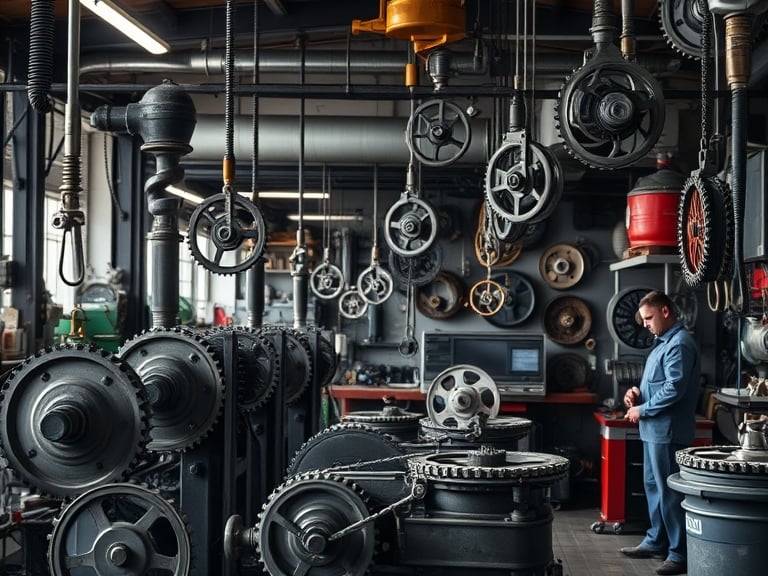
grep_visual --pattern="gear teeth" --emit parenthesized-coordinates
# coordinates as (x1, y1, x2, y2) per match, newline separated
(119, 326, 225, 452)
(677, 445, 768, 474)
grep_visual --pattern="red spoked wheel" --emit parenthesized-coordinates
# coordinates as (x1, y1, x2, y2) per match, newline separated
(678, 174, 731, 287)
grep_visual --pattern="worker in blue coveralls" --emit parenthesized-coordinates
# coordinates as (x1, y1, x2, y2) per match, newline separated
(620, 290, 700, 576)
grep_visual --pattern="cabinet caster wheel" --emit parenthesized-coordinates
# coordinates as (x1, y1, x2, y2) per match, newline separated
(613, 522, 624, 534)
(590, 521, 605, 534)
(547, 559, 564, 576)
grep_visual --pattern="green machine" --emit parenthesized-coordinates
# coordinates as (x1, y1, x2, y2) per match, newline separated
(54, 282, 127, 353)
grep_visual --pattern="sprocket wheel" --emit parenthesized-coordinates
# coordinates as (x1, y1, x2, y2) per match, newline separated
(0, 346, 150, 498)
(187, 192, 267, 275)
(119, 327, 225, 451)
(408, 448, 570, 485)
(202, 326, 280, 411)
(556, 54, 665, 169)
(257, 473, 375, 576)
(48, 483, 191, 576)
(260, 327, 313, 405)
(485, 141, 563, 223)
(406, 98, 471, 167)
(678, 174, 731, 287)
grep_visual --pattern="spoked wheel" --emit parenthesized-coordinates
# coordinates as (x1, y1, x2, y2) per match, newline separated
(48, 483, 191, 576)
(257, 473, 375, 576)
(426, 364, 500, 429)
(406, 99, 471, 167)
(678, 174, 731, 287)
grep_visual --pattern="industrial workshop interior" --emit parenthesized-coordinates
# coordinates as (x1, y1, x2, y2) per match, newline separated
(2, 0, 768, 574)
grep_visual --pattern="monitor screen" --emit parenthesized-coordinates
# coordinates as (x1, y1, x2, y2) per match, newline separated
(451, 335, 544, 383)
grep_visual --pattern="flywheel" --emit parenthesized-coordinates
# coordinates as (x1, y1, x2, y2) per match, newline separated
(48, 483, 191, 576)
(0, 346, 150, 498)
(543, 296, 592, 346)
(119, 327, 225, 451)
(607, 287, 655, 349)
(548, 353, 593, 392)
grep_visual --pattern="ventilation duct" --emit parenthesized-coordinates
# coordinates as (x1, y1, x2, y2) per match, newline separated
(187, 114, 490, 164)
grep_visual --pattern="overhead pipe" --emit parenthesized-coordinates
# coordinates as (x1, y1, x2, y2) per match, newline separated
(188, 114, 490, 164)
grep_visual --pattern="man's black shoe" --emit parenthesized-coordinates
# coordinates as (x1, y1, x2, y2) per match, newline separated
(656, 560, 687, 575)
(620, 546, 665, 559)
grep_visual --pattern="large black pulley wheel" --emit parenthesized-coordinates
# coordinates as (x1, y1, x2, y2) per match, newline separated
(557, 58, 665, 169)
(406, 99, 471, 167)
(257, 474, 375, 576)
(187, 193, 267, 275)
(48, 483, 191, 576)
(485, 141, 562, 223)
(678, 174, 730, 288)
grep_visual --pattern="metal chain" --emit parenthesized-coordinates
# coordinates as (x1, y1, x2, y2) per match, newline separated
(223, 0, 236, 228)
(698, 0, 713, 168)
(329, 480, 425, 542)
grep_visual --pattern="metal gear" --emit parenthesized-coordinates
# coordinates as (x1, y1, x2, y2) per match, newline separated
(485, 140, 563, 223)
(426, 364, 501, 429)
(678, 173, 732, 287)
(187, 192, 266, 275)
(48, 483, 191, 576)
(406, 98, 471, 167)
(556, 55, 665, 170)
(119, 327, 224, 451)
(676, 445, 768, 474)
(418, 416, 532, 445)
(606, 287, 655, 349)
(0, 345, 150, 498)
(388, 244, 443, 289)
(260, 327, 313, 404)
(408, 448, 569, 484)
(287, 422, 405, 478)
(257, 473, 375, 576)
(202, 326, 280, 411)
(306, 327, 338, 388)
(383, 196, 439, 257)
(658, 0, 768, 60)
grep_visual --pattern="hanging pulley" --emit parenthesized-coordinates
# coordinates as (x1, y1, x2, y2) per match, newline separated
(406, 98, 471, 167)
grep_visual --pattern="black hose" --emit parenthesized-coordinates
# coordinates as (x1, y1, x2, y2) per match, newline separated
(28, 0, 55, 113)
(731, 87, 747, 314)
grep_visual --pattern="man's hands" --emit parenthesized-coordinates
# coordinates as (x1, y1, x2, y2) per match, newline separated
(624, 386, 641, 423)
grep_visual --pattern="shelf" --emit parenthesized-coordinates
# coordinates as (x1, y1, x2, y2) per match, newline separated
(609, 254, 679, 272)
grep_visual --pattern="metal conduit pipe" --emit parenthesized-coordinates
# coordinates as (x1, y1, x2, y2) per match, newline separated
(188, 114, 490, 164)
(78, 50, 670, 79)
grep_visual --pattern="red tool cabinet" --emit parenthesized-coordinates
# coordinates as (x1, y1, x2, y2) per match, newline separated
(591, 412, 713, 534)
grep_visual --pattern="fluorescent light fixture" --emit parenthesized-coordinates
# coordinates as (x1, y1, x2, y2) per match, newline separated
(166, 185, 203, 204)
(79, 0, 170, 55)
(258, 191, 329, 200)
(287, 214, 363, 222)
